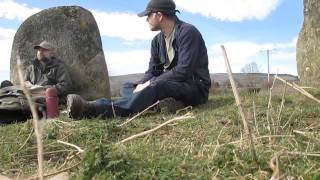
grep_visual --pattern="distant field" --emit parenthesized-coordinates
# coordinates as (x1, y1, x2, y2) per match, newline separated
(109, 73, 299, 96)
(1, 87, 319, 179)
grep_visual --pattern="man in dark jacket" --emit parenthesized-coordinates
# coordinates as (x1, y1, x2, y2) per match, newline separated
(24, 41, 72, 98)
(0, 41, 72, 98)
(67, 0, 211, 119)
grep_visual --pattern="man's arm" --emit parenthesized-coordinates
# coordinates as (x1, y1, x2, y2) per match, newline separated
(54, 63, 72, 96)
(136, 36, 163, 85)
(151, 27, 201, 83)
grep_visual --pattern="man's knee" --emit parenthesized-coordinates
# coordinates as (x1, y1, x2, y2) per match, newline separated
(0, 80, 13, 88)
(120, 82, 136, 97)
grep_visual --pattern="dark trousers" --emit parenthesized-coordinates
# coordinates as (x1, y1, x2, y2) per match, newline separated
(92, 80, 209, 118)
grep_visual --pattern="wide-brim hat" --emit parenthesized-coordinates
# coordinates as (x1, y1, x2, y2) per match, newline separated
(34, 41, 54, 50)
(138, 0, 179, 17)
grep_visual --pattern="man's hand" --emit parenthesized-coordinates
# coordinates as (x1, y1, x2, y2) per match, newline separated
(133, 80, 150, 93)
(24, 81, 33, 88)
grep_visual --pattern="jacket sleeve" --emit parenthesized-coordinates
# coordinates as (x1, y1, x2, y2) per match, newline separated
(136, 37, 163, 84)
(54, 63, 72, 96)
(24, 65, 33, 82)
(151, 27, 201, 83)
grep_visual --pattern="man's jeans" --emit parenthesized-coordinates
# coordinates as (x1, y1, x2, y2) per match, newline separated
(92, 80, 208, 118)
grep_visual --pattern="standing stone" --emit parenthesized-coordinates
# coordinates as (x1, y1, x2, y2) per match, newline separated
(297, 0, 320, 86)
(10, 6, 110, 99)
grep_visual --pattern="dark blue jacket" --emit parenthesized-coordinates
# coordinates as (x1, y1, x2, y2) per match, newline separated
(139, 18, 211, 90)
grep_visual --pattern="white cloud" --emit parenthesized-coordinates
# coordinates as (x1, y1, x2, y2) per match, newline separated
(91, 10, 157, 41)
(0, 27, 15, 81)
(175, 0, 280, 22)
(105, 50, 150, 76)
(209, 38, 298, 75)
(0, 27, 15, 72)
(0, 0, 41, 21)
(0, 1, 156, 41)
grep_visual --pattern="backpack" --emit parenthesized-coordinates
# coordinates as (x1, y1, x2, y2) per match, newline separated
(0, 86, 45, 124)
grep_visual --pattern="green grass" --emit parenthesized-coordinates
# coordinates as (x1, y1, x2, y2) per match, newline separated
(1, 91, 320, 179)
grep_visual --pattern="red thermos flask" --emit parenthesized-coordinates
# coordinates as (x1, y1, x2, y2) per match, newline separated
(46, 87, 59, 118)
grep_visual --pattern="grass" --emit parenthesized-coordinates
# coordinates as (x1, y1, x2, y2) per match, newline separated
(0, 89, 320, 179)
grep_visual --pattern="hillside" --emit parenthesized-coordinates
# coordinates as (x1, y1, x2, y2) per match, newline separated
(110, 73, 299, 96)
(0, 90, 319, 179)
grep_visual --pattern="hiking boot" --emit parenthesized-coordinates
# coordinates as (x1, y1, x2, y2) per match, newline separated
(158, 97, 185, 113)
(67, 94, 96, 119)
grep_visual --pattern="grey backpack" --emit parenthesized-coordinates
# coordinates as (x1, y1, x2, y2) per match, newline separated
(0, 86, 45, 124)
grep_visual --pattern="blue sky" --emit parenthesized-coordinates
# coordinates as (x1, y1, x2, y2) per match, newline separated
(0, 0, 303, 82)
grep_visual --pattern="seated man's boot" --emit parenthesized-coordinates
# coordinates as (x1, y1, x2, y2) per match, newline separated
(67, 94, 96, 119)
(158, 97, 186, 113)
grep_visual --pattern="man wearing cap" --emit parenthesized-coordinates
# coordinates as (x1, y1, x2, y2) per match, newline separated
(24, 40, 72, 98)
(1, 41, 72, 98)
(66, 0, 211, 119)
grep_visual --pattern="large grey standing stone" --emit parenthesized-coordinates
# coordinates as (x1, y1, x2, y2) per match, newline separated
(10, 6, 110, 99)
(297, 0, 320, 86)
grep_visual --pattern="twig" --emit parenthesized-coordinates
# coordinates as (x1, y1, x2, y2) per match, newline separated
(269, 150, 320, 180)
(175, 106, 192, 115)
(211, 169, 220, 180)
(17, 57, 44, 180)
(275, 76, 320, 104)
(293, 130, 320, 144)
(119, 100, 160, 127)
(269, 151, 283, 180)
(118, 112, 194, 144)
(57, 140, 84, 153)
(221, 45, 259, 167)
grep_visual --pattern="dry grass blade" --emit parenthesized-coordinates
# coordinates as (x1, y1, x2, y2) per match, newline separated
(220, 45, 259, 167)
(267, 75, 277, 136)
(118, 112, 194, 144)
(17, 128, 34, 151)
(275, 76, 320, 104)
(119, 100, 160, 127)
(17, 57, 44, 180)
(277, 83, 287, 131)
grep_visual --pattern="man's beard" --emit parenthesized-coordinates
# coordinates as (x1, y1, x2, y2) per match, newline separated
(150, 24, 161, 31)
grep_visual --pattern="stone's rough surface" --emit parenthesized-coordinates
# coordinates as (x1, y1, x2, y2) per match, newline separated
(10, 6, 110, 99)
(297, 0, 320, 86)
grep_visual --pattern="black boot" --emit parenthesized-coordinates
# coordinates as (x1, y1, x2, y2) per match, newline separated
(67, 94, 96, 119)
(158, 97, 185, 113)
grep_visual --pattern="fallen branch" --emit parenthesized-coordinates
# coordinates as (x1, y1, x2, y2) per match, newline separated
(57, 140, 84, 153)
(221, 45, 259, 167)
(119, 100, 160, 127)
(118, 112, 194, 144)
(17, 57, 44, 180)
